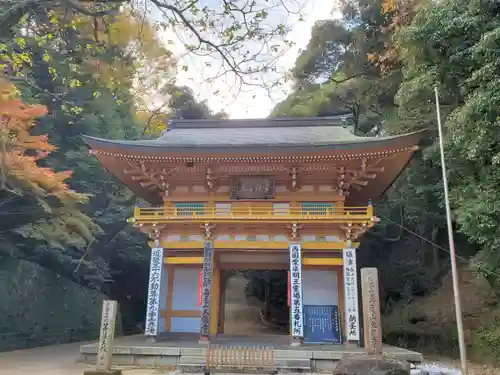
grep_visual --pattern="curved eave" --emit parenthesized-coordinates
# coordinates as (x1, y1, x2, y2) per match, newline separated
(81, 130, 427, 156)
(83, 130, 427, 205)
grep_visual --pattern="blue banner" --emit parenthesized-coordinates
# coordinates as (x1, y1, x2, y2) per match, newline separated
(303, 305, 342, 344)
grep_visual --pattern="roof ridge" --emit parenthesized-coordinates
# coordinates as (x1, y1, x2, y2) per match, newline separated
(167, 115, 353, 129)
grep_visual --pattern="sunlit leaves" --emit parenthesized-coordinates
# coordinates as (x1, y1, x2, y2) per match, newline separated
(381, 0, 397, 14)
(0, 80, 87, 205)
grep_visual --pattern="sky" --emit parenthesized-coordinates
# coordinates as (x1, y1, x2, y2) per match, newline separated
(151, 0, 340, 119)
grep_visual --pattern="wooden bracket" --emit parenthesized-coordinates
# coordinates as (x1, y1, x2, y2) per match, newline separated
(285, 223, 303, 241)
(201, 222, 216, 240)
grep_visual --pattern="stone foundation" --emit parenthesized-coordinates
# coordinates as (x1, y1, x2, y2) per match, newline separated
(80, 336, 423, 373)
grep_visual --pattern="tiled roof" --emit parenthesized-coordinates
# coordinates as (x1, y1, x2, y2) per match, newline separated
(82, 116, 426, 152)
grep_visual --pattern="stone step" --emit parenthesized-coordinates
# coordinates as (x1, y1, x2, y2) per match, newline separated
(179, 355, 207, 365)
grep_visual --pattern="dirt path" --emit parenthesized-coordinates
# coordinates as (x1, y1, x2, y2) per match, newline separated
(0, 342, 171, 375)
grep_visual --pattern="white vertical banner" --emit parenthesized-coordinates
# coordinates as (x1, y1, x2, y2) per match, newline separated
(289, 244, 304, 338)
(145, 247, 164, 336)
(343, 247, 360, 342)
(199, 241, 213, 338)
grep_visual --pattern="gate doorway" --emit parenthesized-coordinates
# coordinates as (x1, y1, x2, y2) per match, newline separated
(220, 270, 289, 336)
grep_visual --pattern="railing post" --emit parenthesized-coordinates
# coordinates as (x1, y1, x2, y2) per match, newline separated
(367, 199, 373, 218)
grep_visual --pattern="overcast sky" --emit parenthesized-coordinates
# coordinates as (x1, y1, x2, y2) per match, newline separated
(152, 0, 339, 119)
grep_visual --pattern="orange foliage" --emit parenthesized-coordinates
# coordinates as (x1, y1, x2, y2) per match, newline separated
(367, 0, 420, 74)
(381, 0, 397, 14)
(0, 80, 83, 202)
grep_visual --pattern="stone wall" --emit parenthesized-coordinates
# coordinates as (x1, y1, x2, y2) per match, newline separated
(0, 258, 112, 352)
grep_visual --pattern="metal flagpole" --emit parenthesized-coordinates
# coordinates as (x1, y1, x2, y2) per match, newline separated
(434, 86, 468, 375)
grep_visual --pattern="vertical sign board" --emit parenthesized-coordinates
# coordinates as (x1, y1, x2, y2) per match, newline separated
(343, 247, 360, 342)
(145, 247, 164, 337)
(199, 241, 213, 338)
(288, 244, 304, 339)
(96, 300, 118, 371)
(361, 268, 382, 354)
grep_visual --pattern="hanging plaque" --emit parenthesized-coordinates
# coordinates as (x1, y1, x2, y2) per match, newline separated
(230, 176, 275, 200)
(199, 241, 213, 338)
(145, 248, 164, 336)
(288, 244, 304, 339)
(343, 247, 360, 342)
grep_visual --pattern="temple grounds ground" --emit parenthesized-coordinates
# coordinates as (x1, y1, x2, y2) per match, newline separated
(0, 341, 164, 375)
(1, 338, 499, 375)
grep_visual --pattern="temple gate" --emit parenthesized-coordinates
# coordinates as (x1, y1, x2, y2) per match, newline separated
(84, 115, 424, 345)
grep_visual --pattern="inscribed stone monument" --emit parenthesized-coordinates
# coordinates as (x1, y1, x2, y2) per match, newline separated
(83, 300, 121, 375)
(360, 267, 382, 354)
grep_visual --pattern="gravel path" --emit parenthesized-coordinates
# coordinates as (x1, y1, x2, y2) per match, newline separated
(413, 361, 500, 375)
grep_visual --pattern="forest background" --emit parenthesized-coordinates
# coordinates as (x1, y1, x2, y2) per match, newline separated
(0, 0, 499, 365)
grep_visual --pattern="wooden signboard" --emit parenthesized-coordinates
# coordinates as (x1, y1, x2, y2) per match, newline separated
(303, 305, 342, 344)
(230, 176, 275, 200)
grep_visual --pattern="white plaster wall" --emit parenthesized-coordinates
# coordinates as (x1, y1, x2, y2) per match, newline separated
(299, 185, 314, 192)
(172, 267, 201, 310)
(192, 185, 206, 193)
(170, 317, 200, 333)
(215, 203, 231, 215)
(220, 252, 288, 264)
(275, 185, 287, 193)
(166, 234, 181, 241)
(319, 185, 335, 192)
(158, 266, 169, 333)
(170, 267, 201, 333)
(273, 203, 289, 215)
(302, 269, 339, 306)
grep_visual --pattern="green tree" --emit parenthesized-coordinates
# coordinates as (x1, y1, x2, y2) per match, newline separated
(1, 0, 301, 93)
(0, 7, 175, 329)
(396, 0, 500, 287)
(271, 0, 451, 306)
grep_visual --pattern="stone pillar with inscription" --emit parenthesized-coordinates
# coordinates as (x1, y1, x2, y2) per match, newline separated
(144, 245, 164, 340)
(342, 241, 360, 345)
(83, 300, 122, 375)
(199, 241, 213, 343)
(288, 244, 303, 346)
(361, 267, 382, 354)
